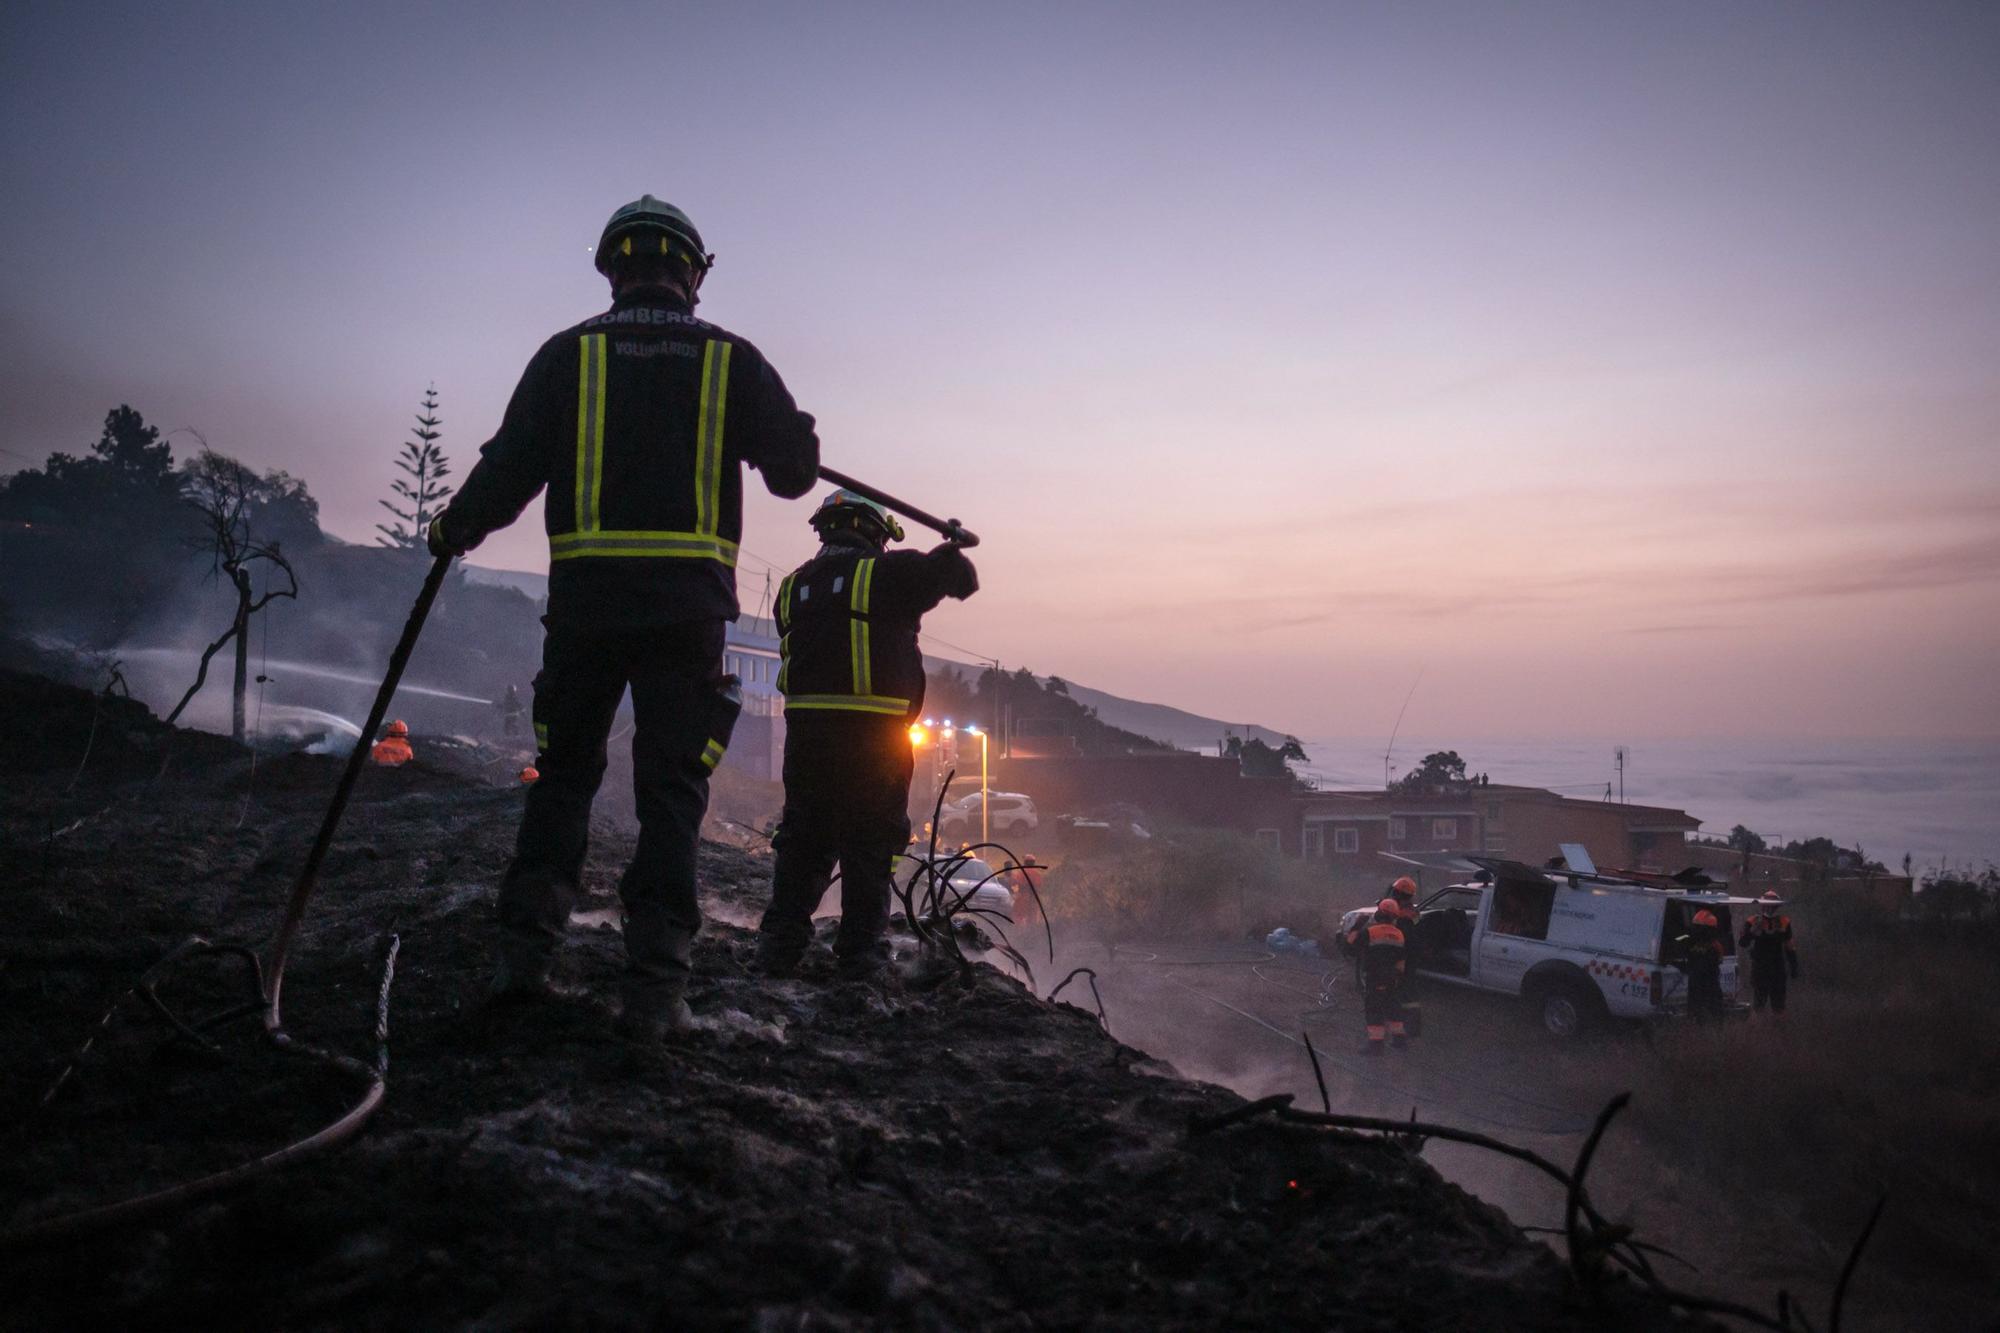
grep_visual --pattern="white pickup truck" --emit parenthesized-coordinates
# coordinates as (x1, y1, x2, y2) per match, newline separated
(1338, 857, 1749, 1038)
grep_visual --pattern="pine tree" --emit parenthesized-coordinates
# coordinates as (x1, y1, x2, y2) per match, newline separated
(376, 384, 453, 549)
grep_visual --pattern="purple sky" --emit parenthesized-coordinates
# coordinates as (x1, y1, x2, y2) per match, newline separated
(5, 2, 1996, 739)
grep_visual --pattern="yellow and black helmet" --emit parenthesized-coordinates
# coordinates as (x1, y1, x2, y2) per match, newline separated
(810, 489, 903, 547)
(594, 195, 713, 277)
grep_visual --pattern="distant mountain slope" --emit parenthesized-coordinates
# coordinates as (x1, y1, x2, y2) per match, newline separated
(463, 564, 1295, 754)
(1047, 680, 1290, 753)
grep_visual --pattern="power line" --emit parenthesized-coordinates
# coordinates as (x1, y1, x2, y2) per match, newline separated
(920, 631, 1000, 666)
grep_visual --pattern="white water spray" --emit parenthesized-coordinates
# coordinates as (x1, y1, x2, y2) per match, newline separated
(255, 658, 493, 705)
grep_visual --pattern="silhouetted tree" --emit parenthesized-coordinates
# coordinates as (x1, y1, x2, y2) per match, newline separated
(1227, 734, 1310, 780)
(376, 384, 452, 549)
(1, 405, 182, 517)
(1391, 749, 1468, 793)
(1919, 866, 1996, 923)
(167, 447, 300, 743)
(1727, 825, 1767, 854)
(926, 665, 979, 722)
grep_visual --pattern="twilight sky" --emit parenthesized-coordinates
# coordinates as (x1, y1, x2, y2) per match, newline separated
(5, 1, 1997, 740)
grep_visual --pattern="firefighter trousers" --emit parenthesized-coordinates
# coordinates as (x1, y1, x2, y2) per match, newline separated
(1685, 956, 1726, 1022)
(1364, 979, 1406, 1043)
(758, 715, 913, 965)
(498, 619, 738, 1005)
(1750, 960, 1788, 1013)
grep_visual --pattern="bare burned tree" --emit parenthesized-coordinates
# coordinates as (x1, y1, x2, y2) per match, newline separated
(166, 448, 299, 743)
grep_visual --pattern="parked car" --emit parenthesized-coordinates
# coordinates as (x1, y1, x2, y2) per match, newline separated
(939, 791, 1039, 840)
(895, 853, 1015, 920)
(1336, 858, 1750, 1037)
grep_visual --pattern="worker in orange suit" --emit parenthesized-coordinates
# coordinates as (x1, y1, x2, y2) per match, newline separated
(370, 719, 413, 767)
(1738, 890, 1799, 1015)
(1386, 875, 1422, 1039)
(1345, 898, 1408, 1054)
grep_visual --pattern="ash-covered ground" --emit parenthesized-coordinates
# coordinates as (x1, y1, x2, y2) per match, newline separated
(0, 671, 1689, 1330)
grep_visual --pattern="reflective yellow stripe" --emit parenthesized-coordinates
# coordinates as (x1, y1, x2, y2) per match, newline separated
(699, 738, 727, 770)
(850, 618, 871, 696)
(695, 339, 731, 536)
(533, 722, 549, 747)
(574, 334, 607, 532)
(783, 693, 911, 716)
(777, 574, 794, 629)
(850, 557, 875, 614)
(549, 530, 738, 564)
(589, 338, 607, 532)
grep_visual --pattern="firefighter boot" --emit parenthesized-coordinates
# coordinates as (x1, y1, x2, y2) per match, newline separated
(835, 939, 892, 983)
(619, 909, 696, 1042)
(755, 940, 806, 979)
(616, 989, 695, 1042)
(489, 932, 558, 1002)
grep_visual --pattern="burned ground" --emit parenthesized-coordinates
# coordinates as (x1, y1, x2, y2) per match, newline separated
(0, 672, 1688, 1330)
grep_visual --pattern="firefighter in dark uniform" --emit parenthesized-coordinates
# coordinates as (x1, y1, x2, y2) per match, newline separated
(1681, 907, 1728, 1022)
(428, 195, 819, 1038)
(1738, 890, 1798, 1014)
(755, 492, 978, 979)
(1345, 898, 1408, 1054)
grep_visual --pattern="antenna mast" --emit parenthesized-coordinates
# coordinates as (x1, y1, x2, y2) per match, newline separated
(1382, 668, 1424, 788)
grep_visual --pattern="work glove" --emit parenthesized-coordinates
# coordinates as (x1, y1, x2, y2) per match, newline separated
(427, 513, 466, 558)
(1787, 954, 1800, 981)
(928, 542, 980, 599)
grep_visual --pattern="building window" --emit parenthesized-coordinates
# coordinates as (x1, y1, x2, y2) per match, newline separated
(1388, 817, 1407, 841)
(1302, 825, 1324, 858)
(1487, 802, 1502, 821)
(1334, 827, 1360, 854)
(1254, 828, 1281, 854)
(1432, 818, 1457, 841)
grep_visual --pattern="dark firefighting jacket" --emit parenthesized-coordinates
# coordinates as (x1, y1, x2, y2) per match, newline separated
(439, 286, 819, 627)
(775, 539, 977, 720)
(1347, 920, 1406, 989)
(1739, 914, 1795, 974)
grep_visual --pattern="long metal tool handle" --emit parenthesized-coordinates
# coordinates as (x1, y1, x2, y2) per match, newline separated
(819, 465, 980, 548)
(264, 554, 452, 1032)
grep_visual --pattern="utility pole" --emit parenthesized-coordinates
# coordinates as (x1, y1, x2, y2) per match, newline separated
(1614, 745, 1627, 803)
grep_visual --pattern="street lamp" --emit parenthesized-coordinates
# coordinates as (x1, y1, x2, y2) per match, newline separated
(916, 717, 944, 829)
(963, 724, 990, 845)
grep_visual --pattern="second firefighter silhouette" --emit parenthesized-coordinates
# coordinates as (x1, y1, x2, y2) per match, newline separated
(757, 491, 979, 978)
(1346, 898, 1408, 1054)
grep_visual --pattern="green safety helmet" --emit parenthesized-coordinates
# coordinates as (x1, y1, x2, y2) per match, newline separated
(594, 195, 713, 278)
(810, 489, 904, 546)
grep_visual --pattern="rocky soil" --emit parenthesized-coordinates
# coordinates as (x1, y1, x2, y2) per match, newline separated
(0, 670, 1691, 1329)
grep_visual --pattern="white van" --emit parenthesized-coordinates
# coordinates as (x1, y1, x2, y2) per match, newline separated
(940, 791, 1039, 839)
(1338, 857, 1749, 1037)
